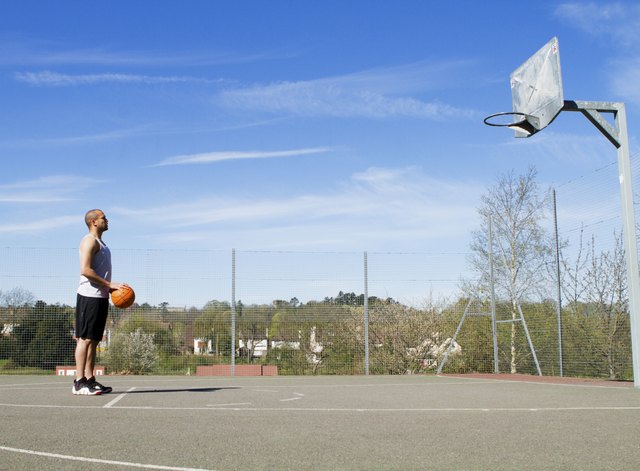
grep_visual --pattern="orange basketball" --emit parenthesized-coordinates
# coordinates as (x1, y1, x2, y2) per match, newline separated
(111, 285, 135, 309)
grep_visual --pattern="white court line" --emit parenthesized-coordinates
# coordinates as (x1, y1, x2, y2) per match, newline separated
(1, 402, 639, 413)
(187, 406, 640, 412)
(280, 392, 305, 402)
(0, 445, 213, 471)
(0, 403, 102, 409)
(207, 402, 252, 407)
(0, 382, 71, 389)
(0, 377, 629, 390)
(104, 387, 136, 408)
(237, 379, 630, 390)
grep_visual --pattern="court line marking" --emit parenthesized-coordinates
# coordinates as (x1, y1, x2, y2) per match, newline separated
(104, 386, 136, 408)
(280, 392, 305, 402)
(183, 406, 640, 412)
(0, 403, 102, 409)
(0, 379, 539, 389)
(0, 445, 213, 471)
(0, 401, 639, 412)
(0, 382, 77, 389)
(207, 402, 252, 407)
(0, 378, 630, 391)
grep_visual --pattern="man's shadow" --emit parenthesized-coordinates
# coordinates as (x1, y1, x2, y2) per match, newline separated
(117, 387, 239, 394)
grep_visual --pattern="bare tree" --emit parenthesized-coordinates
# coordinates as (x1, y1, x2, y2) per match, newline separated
(560, 226, 589, 308)
(1, 287, 36, 332)
(469, 166, 553, 373)
(562, 232, 629, 379)
(2, 287, 35, 308)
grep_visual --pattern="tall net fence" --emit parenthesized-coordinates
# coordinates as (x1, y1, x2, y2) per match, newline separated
(547, 155, 639, 380)
(0, 155, 638, 379)
(0, 247, 472, 376)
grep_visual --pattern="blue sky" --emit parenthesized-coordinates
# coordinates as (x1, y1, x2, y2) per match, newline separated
(1, 1, 640, 305)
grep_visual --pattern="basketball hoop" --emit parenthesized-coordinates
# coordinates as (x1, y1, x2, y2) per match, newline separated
(483, 111, 538, 136)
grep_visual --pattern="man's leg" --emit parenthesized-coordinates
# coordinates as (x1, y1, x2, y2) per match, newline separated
(75, 338, 92, 380)
(73, 338, 101, 395)
(73, 295, 103, 395)
(84, 340, 99, 379)
(85, 339, 112, 393)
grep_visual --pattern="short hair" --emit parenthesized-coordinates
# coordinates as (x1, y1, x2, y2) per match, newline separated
(84, 209, 103, 228)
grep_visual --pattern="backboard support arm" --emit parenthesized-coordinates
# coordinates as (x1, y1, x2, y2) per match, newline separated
(561, 100, 622, 148)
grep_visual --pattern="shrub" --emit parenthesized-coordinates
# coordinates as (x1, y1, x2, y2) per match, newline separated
(107, 328, 159, 374)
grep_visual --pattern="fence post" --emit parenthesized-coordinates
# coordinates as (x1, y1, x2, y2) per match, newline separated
(231, 248, 236, 376)
(364, 251, 369, 375)
(552, 189, 564, 376)
(489, 216, 499, 374)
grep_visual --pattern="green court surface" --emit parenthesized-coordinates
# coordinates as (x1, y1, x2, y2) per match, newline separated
(1, 374, 639, 470)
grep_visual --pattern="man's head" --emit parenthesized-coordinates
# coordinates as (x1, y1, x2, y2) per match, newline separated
(84, 209, 108, 232)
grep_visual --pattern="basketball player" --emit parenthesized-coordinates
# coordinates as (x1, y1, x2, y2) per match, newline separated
(73, 209, 127, 395)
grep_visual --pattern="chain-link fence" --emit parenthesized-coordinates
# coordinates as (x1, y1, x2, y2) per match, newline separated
(0, 246, 633, 379)
(0, 248, 471, 376)
(1, 156, 638, 379)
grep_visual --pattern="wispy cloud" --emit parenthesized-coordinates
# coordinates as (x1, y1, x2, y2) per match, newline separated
(0, 120, 294, 149)
(14, 70, 223, 87)
(0, 175, 103, 203)
(0, 40, 292, 67)
(0, 125, 160, 149)
(37, 126, 154, 146)
(554, 2, 640, 47)
(112, 166, 483, 249)
(154, 147, 337, 167)
(0, 215, 78, 234)
(555, 3, 640, 103)
(218, 61, 477, 120)
(611, 58, 640, 103)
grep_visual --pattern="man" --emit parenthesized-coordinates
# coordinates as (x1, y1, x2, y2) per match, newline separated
(73, 209, 127, 396)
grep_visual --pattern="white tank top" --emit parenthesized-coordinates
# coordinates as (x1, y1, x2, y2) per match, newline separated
(77, 235, 112, 298)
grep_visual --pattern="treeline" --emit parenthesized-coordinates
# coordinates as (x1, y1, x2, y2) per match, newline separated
(0, 290, 632, 380)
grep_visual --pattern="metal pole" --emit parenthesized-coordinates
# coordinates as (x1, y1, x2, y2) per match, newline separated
(437, 298, 473, 375)
(562, 100, 640, 388)
(517, 303, 542, 376)
(489, 216, 499, 374)
(552, 189, 564, 377)
(364, 251, 369, 376)
(614, 105, 640, 389)
(231, 248, 236, 376)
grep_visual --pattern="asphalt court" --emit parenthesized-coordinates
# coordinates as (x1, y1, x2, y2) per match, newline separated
(1, 374, 639, 470)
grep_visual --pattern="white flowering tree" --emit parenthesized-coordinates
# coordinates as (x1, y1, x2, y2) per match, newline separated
(107, 328, 159, 374)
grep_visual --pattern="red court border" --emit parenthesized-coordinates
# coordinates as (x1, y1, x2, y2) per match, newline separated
(442, 373, 634, 387)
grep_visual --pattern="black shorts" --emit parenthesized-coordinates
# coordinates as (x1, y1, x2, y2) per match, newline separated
(75, 294, 109, 341)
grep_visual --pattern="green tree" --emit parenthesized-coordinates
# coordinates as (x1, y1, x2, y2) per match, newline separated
(10, 301, 74, 370)
(237, 304, 272, 363)
(193, 300, 231, 356)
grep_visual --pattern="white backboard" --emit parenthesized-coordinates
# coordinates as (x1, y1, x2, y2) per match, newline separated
(510, 37, 564, 137)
